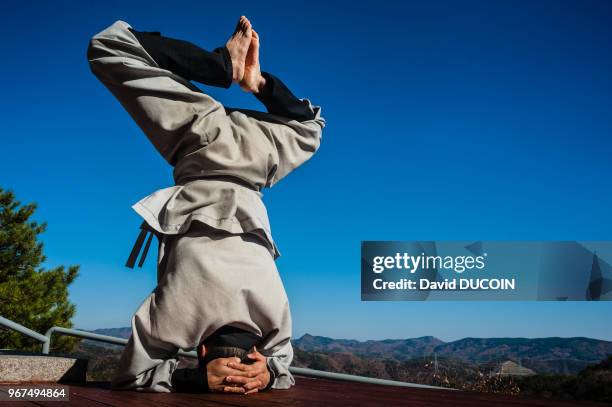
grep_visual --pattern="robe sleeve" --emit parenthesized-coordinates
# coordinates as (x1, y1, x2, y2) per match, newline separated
(87, 20, 233, 167)
(262, 339, 295, 389)
(256, 100, 325, 187)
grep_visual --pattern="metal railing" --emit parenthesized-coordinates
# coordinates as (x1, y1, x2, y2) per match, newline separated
(0, 316, 49, 347)
(1, 316, 449, 390)
(41, 326, 198, 359)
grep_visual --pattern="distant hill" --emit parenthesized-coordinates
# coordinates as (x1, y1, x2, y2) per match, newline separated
(78, 327, 132, 349)
(91, 327, 132, 339)
(294, 334, 443, 361)
(433, 337, 612, 374)
(433, 337, 610, 363)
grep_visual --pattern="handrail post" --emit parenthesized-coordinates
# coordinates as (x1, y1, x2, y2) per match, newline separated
(42, 326, 55, 354)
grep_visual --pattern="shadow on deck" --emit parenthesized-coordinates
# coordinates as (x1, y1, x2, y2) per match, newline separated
(1, 376, 608, 407)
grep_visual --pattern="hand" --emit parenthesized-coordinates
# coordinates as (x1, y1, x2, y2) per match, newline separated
(199, 345, 260, 394)
(226, 348, 271, 394)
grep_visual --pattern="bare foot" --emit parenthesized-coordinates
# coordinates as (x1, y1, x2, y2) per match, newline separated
(225, 16, 252, 83)
(240, 29, 266, 93)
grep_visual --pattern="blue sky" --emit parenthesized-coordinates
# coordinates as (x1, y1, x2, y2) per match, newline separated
(1, 0, 611, 342)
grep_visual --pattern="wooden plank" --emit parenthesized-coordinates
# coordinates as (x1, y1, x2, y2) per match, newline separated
(64, 385, 241, 407)
(290, 377, 608, 407)
(35, 394, 110, 407)
(32, 385, 113, 407)
(45, 377, 611, 407)
(0, 386, 44, 406)
(71, 388, 189, 407)
(171, 390, 298, 407)
(164, 377, 448, 407)
(97, 389, 244, 407)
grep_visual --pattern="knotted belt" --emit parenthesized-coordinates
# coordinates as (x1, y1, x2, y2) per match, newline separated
(125, 221, 157, 269)
(125, 175, 261, 269)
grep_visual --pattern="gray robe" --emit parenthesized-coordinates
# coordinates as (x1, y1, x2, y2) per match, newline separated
(87, 20, 325, 392)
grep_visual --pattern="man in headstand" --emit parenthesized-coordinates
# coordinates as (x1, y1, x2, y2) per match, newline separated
(87, 16, 324, 394)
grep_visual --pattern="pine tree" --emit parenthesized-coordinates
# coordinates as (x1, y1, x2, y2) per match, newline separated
(0, 187, 79, 353)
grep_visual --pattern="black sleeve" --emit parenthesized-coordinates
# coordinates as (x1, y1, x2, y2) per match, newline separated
(129, 27, 316, 121)
(255, 72, 317, 122)
(128, 27, 233, 88)
(171, 367, 210, 392)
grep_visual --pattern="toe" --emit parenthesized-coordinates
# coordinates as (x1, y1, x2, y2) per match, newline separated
(235, 17, 244, 33)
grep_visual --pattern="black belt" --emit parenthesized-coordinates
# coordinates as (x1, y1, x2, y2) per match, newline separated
(175, 174, 260, 192)
(126, 176, 260, 269)
(125, 221, 156, 269)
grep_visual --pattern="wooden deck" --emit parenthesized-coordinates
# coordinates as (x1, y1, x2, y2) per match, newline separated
(0, 376, 608, 406)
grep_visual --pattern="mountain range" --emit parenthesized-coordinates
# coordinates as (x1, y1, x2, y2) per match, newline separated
(89, 328, 612, 374)
(293, 334, 612, 374)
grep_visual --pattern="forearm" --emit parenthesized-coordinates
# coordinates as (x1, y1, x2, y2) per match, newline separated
(128, 27, 233, 88)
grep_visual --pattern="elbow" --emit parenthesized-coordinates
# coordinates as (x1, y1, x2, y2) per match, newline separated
(86, 38, 103, 80)
(86, 20, 132, 66)
(86, 37, 108, 81)
(86, 22, 113, 65)
(85, 24, 109, 74)
(86, 37, 98, 66)
(85, 20, 138, 82)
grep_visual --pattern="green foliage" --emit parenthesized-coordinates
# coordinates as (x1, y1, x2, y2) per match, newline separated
(575, 355, 612, 401)
(518, 355, 612, 402)
(72, 342, 123, 381)
(294, 343, 612, 402)
(0, 188, 80, 353)
(464, 373, 520, 395)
